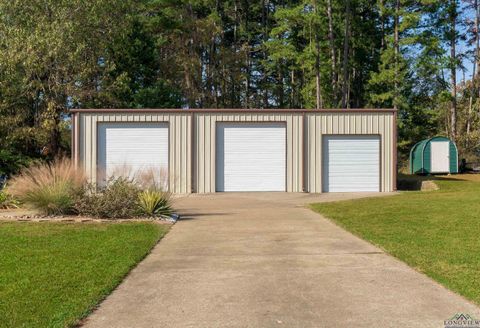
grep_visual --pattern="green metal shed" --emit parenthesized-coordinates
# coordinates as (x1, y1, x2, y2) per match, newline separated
(410, 136, 458, 174)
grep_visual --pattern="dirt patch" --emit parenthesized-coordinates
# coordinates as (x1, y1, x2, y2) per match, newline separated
(397, 174, 439, 191)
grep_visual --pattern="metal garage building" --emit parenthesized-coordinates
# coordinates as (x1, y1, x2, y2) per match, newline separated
(71, 109, 397, 193)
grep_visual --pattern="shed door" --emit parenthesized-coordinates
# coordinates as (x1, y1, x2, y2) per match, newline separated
(430, 141, 450, 173)
(323, 135, 380, 192)
(98, 123, 169, 186)
(216, 123, 286, 192)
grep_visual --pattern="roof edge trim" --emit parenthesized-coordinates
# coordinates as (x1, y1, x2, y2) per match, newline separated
(70, 108, 397, 114)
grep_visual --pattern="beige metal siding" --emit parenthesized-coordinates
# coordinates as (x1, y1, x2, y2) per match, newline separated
(193, 113, 303, 193)
(78, 112, 192, 193)
(305, 112, 395, 192)
(74, 109, 395, 194)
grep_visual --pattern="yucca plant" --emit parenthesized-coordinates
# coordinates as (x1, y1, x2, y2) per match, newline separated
(137, 190, 172, 217)
(8, 158, 85, 215)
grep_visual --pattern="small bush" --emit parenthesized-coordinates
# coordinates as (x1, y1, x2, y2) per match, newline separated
(8, 158, 84, 215)
(0, 149, 31, 176)
(137, 190, 172, 217)
(75, 178, 140, 219)
(0, 189, 19, 209)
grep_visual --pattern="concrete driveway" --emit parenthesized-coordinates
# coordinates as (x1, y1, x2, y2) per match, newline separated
(84, 192, 480, 328)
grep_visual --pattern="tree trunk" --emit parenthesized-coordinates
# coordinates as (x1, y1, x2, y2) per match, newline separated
(393, 0, 400, 110)
(232, 0, 238, 107)
(45, 101, 61, 157)
(314, 0, 323, 109)
(327, 0, 337, 105)
(467, 0, 479, 137)
(244, 0, 250, 108)
(341, 0, 351, 108)
(183, 61, 195, 108)
(450, 0, 457, 141)
(205, 44, 212, 107)
(476, 0, 480, 95)
(380, 0, 385, 49)
(211, 38, 219, 108)
(245, 48, 250, 108)
(291, 70, 295, 107)
(474, 0, 480, 102)
(278, 68, 284, 107)
(262, 0, 269, 108)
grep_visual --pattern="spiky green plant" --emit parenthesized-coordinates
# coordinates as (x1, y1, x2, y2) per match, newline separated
(137, 190, 172, 217)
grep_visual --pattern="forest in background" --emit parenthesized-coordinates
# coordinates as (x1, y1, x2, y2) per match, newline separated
(1, 0, 480, 174)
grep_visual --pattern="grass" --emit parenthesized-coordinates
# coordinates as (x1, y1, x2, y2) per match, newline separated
(310, 174, 480, 305)
(0, 222, 169, 327)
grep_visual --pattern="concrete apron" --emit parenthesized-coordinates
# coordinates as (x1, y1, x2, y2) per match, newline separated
(83, 192, 480, 328)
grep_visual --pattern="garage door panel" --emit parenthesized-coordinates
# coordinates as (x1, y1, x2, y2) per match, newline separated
(216, 123, 286, 192)
(98, 123, 169, 186)
(323, 135, 380, 192)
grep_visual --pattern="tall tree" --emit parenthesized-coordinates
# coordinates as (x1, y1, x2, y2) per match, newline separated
(341, 0, 352, 108)
(313, 0, 323, 109)
(394, 0, 400, 110)
(449, 0, 459, 141)
(2, 0, 480, 172)
(0, 0, 132, 155)
(327, 0, 338, 105)
(465, 0, 479, 138)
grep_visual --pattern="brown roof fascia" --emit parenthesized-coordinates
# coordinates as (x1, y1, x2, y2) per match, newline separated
(70, 108, 396, 114)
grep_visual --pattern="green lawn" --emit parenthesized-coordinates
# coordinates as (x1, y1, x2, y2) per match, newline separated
(311, 175, 480, 305)
(0, 222, 169, 328)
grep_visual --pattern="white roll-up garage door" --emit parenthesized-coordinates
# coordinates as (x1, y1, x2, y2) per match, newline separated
(322, 135, 380, 192)
(216, 123, 286, 192)
(97, 123, 169, 186)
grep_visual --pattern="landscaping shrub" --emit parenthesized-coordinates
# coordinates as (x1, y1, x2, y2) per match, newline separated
(6, 160, 176, 219)
(0, 189, 19, 209)
(8, 158, 84, 215)
(137, 190, 172, 217)
(0, 149, 31, 176)
(75, 178, 140, 219)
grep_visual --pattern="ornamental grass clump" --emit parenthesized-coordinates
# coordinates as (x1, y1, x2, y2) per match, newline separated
(8, 158, 85, 215)
(137, 190, 172, 217)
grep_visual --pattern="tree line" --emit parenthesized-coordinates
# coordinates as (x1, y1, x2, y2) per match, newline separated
(0, 0, 479, 174)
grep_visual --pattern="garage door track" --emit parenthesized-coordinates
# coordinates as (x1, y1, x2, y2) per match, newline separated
(84, 192, 480, 328)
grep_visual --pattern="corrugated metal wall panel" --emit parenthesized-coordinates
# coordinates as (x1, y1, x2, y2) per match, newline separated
(305, 112, 394, 193)
(76, 110, 394, 194)
(78, 113, 192, 193)
(193, 113, 303, 193)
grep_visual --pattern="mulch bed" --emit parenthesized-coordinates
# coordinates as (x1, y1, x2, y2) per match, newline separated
(0, 212, 177, 224)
